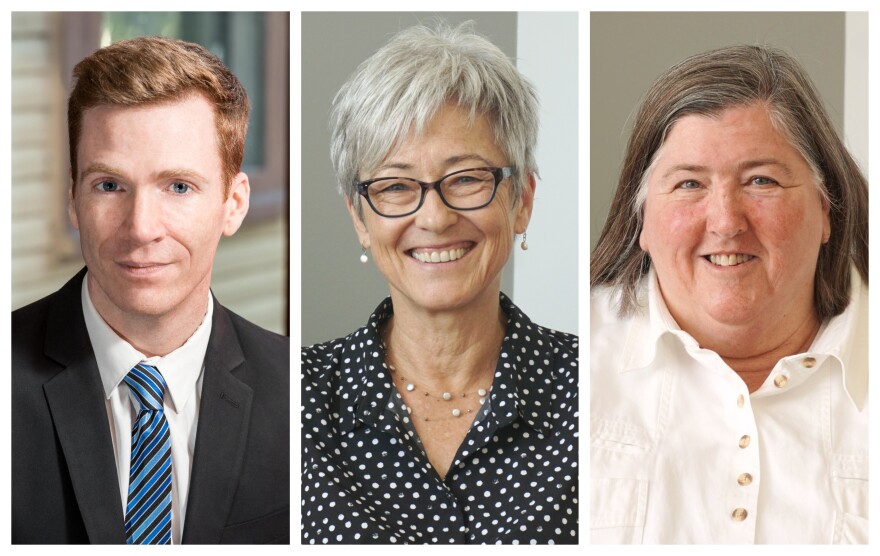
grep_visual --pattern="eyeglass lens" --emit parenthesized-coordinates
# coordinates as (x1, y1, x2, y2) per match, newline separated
(366, 168, 498, 216)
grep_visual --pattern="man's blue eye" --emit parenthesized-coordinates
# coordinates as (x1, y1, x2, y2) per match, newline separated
(97, 181, 119, 192)
(170, 182, 190, 194)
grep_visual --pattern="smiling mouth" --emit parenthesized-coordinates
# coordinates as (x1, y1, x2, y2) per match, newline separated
(706, 254, 755, 267)
(410, 246, 471, 264)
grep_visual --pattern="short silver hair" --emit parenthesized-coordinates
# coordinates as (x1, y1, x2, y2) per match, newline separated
(330, 21, 539, 209)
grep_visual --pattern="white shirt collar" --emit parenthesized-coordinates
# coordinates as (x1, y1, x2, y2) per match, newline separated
(81, 272, 213, 414)
(622, 267, 867, 410)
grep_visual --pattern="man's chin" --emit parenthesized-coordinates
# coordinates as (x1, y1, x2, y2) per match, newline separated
(110, 295, 180, 318)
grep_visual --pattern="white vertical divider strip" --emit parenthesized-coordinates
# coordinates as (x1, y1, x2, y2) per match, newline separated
(844, 12, 869, 173)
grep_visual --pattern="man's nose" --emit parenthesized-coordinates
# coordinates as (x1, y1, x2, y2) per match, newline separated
(125, 190, 165, 244)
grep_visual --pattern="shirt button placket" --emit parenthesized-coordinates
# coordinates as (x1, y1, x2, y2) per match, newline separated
(729, 390, 757, 540)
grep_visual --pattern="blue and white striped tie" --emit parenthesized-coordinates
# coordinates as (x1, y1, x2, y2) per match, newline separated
(123, 363, 172, 544)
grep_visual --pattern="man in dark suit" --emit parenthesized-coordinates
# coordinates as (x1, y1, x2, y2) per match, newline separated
(11, 36, 289, 544)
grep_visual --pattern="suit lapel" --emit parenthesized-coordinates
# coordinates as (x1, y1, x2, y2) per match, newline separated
(182, 301, 254, 544)
(43, 269, 126, 544)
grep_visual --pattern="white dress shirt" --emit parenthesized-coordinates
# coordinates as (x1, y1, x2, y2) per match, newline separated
(81, 274, 211, 544)
(590, 269, 868, 544)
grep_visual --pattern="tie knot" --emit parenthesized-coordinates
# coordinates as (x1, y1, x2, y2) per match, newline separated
(124, 364, 167, 412)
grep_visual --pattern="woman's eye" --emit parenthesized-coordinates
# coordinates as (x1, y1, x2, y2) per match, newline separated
(96, 181, 119, 192)
(170, 182, 191, 194)
(750, 176, 778, 186)
(677, 179, 701, 190)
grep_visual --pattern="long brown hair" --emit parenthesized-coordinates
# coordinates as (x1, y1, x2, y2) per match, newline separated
(591, 45, 868, 319)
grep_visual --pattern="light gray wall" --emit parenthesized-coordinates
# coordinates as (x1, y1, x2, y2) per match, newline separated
(512, 13, 577, 334)
(590, 12, 852, 250)
(302, 12, 577, 345)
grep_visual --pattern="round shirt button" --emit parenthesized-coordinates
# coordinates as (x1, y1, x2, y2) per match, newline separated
(802, 357, 817, 368)
(737, 472, 753, 486)
(737, 394, 745, 408)
(774, 375, 788, 388)
(731, 508, 748, 521)
(738, 435, 751, 449)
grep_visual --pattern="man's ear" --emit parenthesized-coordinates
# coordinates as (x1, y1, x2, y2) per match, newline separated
(67, 169, 79, 230)
(346, 197, 371, 248)
(222, 172, 251, 236)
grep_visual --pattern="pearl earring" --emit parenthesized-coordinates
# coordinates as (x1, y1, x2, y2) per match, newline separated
(520, 232, 529, 251)
(360, 247, 368, 264)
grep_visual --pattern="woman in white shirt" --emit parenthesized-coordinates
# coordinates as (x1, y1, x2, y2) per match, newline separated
(590, 45, 867, 544)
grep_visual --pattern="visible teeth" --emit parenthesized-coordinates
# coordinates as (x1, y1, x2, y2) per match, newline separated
(412, 247, 469, 263)
(709, 254, 754, 267)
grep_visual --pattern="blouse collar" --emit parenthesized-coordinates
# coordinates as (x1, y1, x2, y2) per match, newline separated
(336, 293, 562, 436)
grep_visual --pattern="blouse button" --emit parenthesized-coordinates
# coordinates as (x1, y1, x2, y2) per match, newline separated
(736, 394, 745, 408)
(773, 374, 788, 388)
(738, 435, 751, 449)
(802, 357, 817, 368)
(731, 508, 748, 521)
(737, 472, 753, 486)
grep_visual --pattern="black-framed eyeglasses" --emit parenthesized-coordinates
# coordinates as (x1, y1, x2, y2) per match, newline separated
(356, 166, 514, 218)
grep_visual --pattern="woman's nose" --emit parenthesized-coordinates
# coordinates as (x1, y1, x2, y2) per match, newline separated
(414, 188, 458, 232)
(705, 188, 748, 239)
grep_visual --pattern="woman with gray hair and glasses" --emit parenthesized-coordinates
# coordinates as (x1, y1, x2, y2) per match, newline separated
(302, 22, 578, 544)
(591, 45, 867, 543)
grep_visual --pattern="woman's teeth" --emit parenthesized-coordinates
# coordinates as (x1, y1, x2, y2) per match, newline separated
(412, 247, 469, 263)
(708, 254, 754, 267)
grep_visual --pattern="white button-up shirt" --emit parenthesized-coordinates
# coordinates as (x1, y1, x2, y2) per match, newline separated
(81, 273, 210, 544)
(590, 270, 867, 544)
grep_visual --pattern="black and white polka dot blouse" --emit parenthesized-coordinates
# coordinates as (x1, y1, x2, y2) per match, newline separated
(301, 293, 579, 544)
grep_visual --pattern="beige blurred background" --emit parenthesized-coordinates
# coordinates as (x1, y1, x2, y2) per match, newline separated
(10, 12, 290, 335)
(590, 12, 868, 250)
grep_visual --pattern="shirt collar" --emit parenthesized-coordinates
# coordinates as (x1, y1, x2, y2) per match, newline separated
(621, 268, 867, 410)
(808, 271, 867, 410)
(81, 271, 213, 413)
(619, 269, 685, 373)
(337, 293, 561, 435)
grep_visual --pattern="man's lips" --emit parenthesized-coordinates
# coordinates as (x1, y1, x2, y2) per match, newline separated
(117, 261, 171, 275)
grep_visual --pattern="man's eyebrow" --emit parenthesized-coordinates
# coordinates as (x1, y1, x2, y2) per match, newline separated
(79, 164, 209, 183)
(154, 168, 210, 183)
(79, 162, 125, 182)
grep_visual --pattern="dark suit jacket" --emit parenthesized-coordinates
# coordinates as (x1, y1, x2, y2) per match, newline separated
(12, 269, 290, 544)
